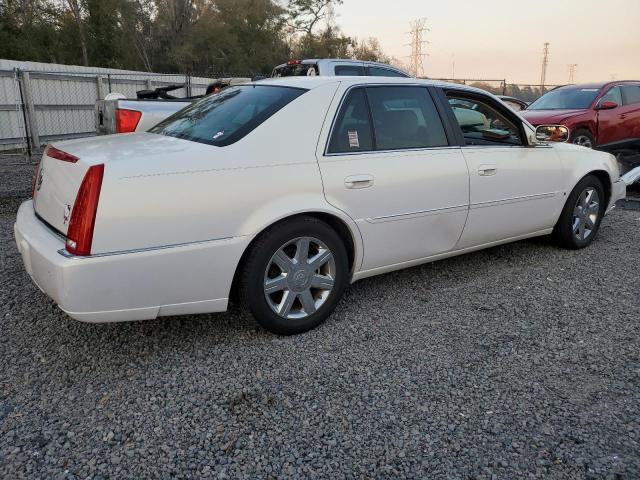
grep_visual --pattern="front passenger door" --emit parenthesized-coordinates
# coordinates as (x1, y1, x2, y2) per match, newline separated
(318, 85, 470, 271)
(444, 90, 566, 249)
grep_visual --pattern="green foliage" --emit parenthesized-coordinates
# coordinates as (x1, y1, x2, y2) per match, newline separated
(0, 0, 390, 73)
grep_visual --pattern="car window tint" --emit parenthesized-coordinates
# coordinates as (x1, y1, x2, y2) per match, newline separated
(367, 66, 407, 78)
(621, 85, 640, 105)
(447, 94, 523, 146)
(149, 85, 305, 147)
(327, 88, 374, 153)
(366, 86, 447, 150)
(335, 65, 365, 76)
(599, 87, 622, 105)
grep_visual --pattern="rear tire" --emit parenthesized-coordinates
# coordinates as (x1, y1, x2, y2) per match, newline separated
(552, 175, 606, 249)
(571, 128, 595, 149)
(237, 216, 349, 335)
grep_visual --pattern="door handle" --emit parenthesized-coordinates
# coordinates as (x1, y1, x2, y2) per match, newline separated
(344, 174, 374, 189)
(478, 165, 497, 176)
(620, 114, 627, 119)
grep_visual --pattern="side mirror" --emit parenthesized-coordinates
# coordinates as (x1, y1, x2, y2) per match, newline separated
(535, 125, 570, 143)
(596, 101, 618, 110)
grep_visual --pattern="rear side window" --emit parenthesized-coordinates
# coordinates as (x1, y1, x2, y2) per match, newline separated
(149, 85, 305, 146)
(335, 65, 365, 76)
(367, 86, 448, 150)
(367, 66, 408, 78)
(621, 85, 640, 105)
(327, 89, 374, 153)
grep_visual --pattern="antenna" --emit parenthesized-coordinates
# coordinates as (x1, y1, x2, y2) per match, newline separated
(540, 42, 550, 89)
(568, 64, 578, 83)
(406, 18, 429, 77)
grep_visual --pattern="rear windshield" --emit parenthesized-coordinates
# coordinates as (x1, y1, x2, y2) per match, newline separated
(149, 85, 305, 146)
(528, 87, 600, 110)
(272, 64, 318, 77)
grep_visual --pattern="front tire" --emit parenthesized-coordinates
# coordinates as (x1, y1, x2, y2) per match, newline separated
(571, 128, 595, 149)
(552, 175, 606, 249)
(238, 216, 349, 335)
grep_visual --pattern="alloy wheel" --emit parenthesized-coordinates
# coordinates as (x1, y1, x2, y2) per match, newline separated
(263, 237, 336, 319)
(572, 187, 600, 241)
(573, 135, 593, 148)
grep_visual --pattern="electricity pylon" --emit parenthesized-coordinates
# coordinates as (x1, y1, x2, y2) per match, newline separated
(407, 18, 429, 77)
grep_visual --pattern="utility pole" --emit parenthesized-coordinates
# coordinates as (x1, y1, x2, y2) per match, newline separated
(540, 42, 550, 90)
(568, 64, 578, 83)
(406, 18, 429, 77)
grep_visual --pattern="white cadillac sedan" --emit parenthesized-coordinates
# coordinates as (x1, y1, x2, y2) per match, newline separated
(14, 77, 629, 334)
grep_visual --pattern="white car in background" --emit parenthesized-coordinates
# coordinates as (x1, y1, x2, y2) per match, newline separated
(15, 77, 634, 334)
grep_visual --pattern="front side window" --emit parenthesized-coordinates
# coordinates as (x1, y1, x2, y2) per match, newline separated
(599, 86, 622, 106)
(367, 86, 448, 150)
(621, 85, 640, 105)
(367, 66, 408, 78)
(447, 93, 523, 146)
(327, 88, 374, 153)
(150, 85, 305, 146)
(335, 65, 366, 76)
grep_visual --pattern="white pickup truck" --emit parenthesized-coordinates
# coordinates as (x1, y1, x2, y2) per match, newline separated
(94, 60, 411, 135)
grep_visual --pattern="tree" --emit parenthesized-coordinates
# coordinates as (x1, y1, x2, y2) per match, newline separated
(351, 37, 389, 63)
(286, 0, 341, 36)
(65, 0, 89, 65)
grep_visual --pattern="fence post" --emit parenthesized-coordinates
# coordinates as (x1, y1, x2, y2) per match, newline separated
(20, 71, 41, 152)
(186, 74, 192, 97)
(146, 78, 153, 90)
(96, 75, 105, 99)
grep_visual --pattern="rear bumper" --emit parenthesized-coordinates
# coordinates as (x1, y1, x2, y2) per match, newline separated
(14, 200, 248, 323)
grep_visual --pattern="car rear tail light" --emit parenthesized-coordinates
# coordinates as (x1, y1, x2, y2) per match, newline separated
(32, 160, 41, 198)
(65, 164, 104, 256)
(115, 108, 142, 133)
(45, 145, 79, 163)
(287, 60, 302, 65)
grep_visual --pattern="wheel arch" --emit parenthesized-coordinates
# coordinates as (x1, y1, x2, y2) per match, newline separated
(228, 210, 362, 302)
(587, 169, 612, 206)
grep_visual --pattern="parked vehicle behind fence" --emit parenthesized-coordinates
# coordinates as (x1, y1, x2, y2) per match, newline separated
(94, 60, 410, 136)
(19, 77, 637, 335)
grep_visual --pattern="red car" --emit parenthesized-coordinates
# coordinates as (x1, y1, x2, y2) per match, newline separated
(522, 81, 640, 152)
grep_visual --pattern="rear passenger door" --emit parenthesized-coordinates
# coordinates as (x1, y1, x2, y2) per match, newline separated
(317, 84, 470, 272)
(620, 84, 640, 144)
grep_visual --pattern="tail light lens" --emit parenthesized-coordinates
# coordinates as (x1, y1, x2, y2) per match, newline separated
(45, 145, 79, 163)
(32, 161, 41, 198)
(66, 164, 104, 256)
(115, 108, 142, 133)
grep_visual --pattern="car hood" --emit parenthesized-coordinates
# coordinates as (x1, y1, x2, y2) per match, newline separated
(521, 109, 586, 125)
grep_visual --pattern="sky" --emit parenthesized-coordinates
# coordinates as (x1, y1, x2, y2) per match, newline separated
(334, 0, 640, 85)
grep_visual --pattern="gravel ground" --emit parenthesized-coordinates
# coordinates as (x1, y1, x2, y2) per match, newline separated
(1, 194, 639, 478)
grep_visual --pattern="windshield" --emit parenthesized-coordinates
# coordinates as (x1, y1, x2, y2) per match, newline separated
(149, 85, 305, 146)
(272, 64, 318, 77)
(528, 87, 600, 110)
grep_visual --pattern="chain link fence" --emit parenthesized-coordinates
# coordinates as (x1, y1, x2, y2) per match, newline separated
(0, 68, 251, 161)
(2, 68, 566, 163)
(428, 78, 562, 103)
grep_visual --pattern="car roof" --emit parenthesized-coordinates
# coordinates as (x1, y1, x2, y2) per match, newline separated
(556, 80, 640, 91)
(255, 75, 491, 96)
(272, 58, 409, 73)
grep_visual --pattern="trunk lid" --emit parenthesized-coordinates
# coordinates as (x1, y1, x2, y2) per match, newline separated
(33, 133, 199, 237)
